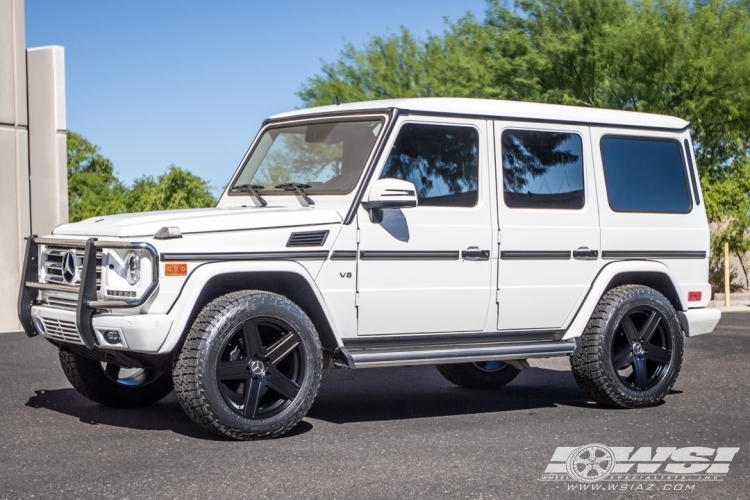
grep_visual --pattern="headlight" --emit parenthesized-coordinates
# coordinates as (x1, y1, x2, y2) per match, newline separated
(124, 251, 140, 285)
(101, 248, 155, 301)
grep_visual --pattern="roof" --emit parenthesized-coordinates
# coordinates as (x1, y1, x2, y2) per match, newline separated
(269, 97, 689, 131)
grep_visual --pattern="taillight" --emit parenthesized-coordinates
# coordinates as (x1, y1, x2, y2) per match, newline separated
(688, 291, 702, 302)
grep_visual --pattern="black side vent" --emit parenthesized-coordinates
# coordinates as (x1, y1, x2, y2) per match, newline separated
(287, 230, 329, 247)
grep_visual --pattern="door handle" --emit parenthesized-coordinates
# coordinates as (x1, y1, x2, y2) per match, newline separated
(573, 247, 599, 260)
(462, 247, 490, 261)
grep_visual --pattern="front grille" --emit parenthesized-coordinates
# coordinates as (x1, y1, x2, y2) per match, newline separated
(41, 317, 84, 345)
(44, 295, 78, 311)
(40, 244, 102, 290)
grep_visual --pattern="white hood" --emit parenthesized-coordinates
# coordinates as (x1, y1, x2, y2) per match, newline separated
(53, 207, 342, 238)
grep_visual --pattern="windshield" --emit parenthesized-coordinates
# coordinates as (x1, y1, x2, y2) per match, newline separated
(230, 119, 384, 196)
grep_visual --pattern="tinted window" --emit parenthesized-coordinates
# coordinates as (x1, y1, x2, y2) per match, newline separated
(601, 137, 691, 213)
(502, 130, 585, 209)
(380, 123, 478, 207)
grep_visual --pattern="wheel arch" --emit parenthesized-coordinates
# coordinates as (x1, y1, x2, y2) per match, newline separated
(602, 271, 683, 312)
(563, 261, 686, 340)
(160, 262, 341, 355)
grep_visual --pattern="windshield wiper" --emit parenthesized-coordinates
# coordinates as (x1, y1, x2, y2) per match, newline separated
(231, 183, 268, 207)
(275, 183, 315, 207)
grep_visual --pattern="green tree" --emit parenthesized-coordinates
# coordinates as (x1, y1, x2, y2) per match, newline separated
(298, 28, 429, 106)
(67, 131, 128, 222)
(67, 132, 216, 221)
(126, 165, 216, 213)
(298, 0, 750, 282)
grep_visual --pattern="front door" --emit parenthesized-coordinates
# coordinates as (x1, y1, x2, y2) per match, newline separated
(495, 122, 601, 331)
(356, 117, 493, 335)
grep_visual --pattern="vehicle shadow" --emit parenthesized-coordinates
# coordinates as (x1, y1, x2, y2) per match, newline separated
(308, 365, 592, 424)
(25, 366, 593, 435)
(24, 389, 312, 440)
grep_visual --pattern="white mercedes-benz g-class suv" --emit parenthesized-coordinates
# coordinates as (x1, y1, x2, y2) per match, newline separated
(18, 98, 721, 440)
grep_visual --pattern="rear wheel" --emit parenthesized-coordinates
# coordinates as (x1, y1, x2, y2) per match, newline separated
(59, 350, 173, 407)
(436, 361, 520, 389)
(570, 285, 684, 408)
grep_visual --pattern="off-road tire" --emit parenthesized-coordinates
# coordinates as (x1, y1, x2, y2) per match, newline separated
(436, 361, 520, 390)
(59, 350, 173, 408)
(173, 290, 323, 440)
(570, 285, 684, 409)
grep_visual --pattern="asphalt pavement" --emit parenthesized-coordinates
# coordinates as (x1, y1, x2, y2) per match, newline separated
(1, 313, 748, 499)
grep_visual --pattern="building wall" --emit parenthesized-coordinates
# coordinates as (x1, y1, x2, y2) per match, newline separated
(0, 0, 67, 333)
(27, 46, 67, 237)
(0, 0, 30, 333)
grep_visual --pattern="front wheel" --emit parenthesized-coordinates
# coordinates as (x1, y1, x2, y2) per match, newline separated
(59, 350, 173, 407)
(173, 290, 323, 440)
(570, 285, 684, 408)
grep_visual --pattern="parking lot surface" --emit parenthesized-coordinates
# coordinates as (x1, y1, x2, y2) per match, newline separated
(1, 313, 748, 499)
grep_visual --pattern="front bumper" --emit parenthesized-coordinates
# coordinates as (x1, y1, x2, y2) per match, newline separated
(18, 236, 160, 350)
(29, 305, 173, 352)
(678, 308, 722, 337)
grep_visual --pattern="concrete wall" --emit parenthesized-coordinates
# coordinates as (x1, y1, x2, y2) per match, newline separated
(27, 46, 67, 236)
(0, 0, 67, 332)
(0, 0, 29, 333)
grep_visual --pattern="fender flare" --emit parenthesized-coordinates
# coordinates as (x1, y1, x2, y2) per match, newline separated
(157, 261, 342, 354)
(562, 260, 686, 340)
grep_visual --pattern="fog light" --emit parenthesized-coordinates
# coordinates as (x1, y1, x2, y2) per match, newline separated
(104, 330, 121, 344)
(32, 315, 46, 335)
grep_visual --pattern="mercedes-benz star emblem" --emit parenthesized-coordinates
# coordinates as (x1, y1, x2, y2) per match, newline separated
(249, 359, 265, 376)
(62, 250, 80, 285)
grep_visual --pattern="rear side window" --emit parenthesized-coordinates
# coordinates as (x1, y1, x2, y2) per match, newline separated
(501, 129, 585, 209)
(380, 123, 478, 207)
(601, 137, 691, 213)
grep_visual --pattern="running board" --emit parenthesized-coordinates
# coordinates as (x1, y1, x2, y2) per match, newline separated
(336, 341, 577, 369)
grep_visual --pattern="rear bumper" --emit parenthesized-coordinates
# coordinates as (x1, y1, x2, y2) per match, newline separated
(678, 308, 722, 337)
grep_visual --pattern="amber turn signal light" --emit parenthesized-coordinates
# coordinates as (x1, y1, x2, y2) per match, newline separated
(165, 263, 188, 276)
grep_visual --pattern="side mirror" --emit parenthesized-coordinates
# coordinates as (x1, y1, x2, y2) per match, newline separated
(361, 178, 418, 223)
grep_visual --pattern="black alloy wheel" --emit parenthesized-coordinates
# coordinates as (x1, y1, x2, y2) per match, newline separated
(472, 360, 510, 372)
(216, 317, 304, 420)
(59, 350, 174, 407)
(570, 285, 684, 409)
(610, 306, 673, 391)
(173, 290, 322, 440)
(101, 363, 166, 388)
(436, 359, 520, 389)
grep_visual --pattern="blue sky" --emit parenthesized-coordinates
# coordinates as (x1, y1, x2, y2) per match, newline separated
(26, 0, 488, 195)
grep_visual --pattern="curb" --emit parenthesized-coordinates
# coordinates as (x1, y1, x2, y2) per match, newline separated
(714, 305, 750, 313)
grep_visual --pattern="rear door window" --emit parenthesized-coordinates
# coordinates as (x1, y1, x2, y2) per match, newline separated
(601, 137, 691, 213)
(501, 129, 585, 210)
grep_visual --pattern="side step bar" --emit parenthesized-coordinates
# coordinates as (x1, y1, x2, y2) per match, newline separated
(336, 341, 578, 369)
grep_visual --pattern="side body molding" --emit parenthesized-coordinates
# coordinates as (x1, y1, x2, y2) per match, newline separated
(562, 260, 687, 341)
(158, 261, 342, 354)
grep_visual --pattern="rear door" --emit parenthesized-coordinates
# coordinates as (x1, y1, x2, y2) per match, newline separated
(495, 122, 601, 331)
